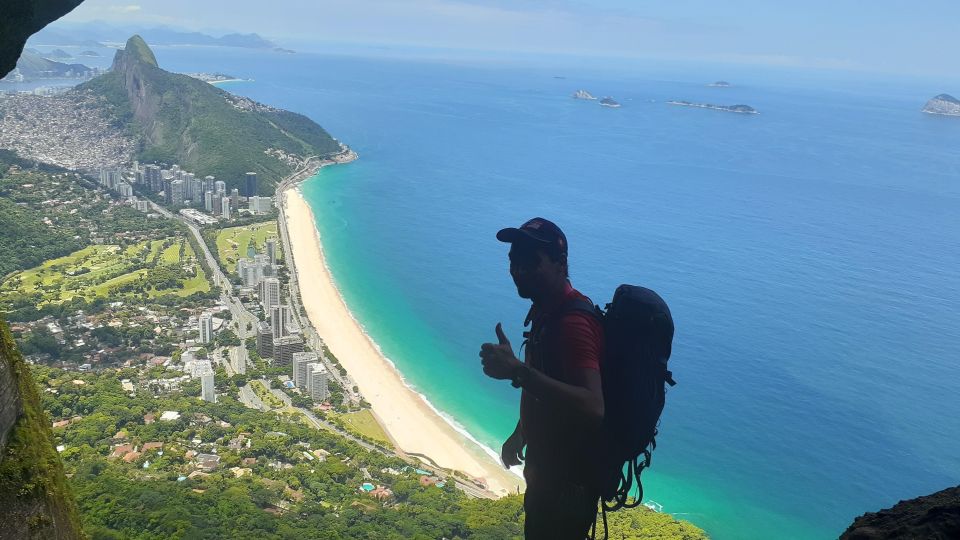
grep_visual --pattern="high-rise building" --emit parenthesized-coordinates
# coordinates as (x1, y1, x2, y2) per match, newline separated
(244, 172, 257, 197)
(221, 197, 231, 219)
(257, 321, 274, 358)
(214, 180, 226, 194)
(305, 362, 329, 402)
(260, 277, 281, 311)
(270, 304, 291, 339)
(198, 362, 216, 403)
(170, 179, 185, 206)
(145, 165, 162, 193)
(204, 191, 214, 212)
(199, 313, 214, 344)
(237, 258, 264, 287)
(248, 196, 273, 214)
(230, 188, 240, 211)
(117, 182, 133, 199)
(212, 192, 223, 214)
(190, 178, 202, 205)
(202, 175, 215, 194)
(265, 238, 277, 265)
(273, 334, 304, 366)
(292, 351, 319, 388)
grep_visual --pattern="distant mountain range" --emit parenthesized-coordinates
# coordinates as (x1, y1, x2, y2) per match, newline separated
(76, 35, 341, 192)
(29, 23, 282, 51)
(3, 50, 95, 80)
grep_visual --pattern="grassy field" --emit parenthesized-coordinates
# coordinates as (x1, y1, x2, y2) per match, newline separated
(215, 221, 281, 274)
(330, 409, 392, 446)
(0, 237, 210, 305)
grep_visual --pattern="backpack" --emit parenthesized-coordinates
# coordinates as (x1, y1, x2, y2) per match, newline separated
(564, 284, 676, 540)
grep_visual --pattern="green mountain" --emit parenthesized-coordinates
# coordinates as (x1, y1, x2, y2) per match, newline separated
(78, 35, 343, 194)
(13, 50, 93, 78)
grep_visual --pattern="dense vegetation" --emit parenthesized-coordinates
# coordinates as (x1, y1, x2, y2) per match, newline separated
(33, 363, 706, 539)
(78, 35, 343, 194)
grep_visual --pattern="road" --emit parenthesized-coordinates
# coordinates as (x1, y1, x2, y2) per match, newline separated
(149, 199, 257, 374)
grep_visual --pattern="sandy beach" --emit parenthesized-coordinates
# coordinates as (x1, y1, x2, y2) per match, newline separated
(283, 186, 523, 497)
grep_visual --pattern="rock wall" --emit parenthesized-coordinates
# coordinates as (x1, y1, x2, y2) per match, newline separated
(0, 349, 23, 456)
(0, 320, 84, 539)
(841, 485, 960, 539)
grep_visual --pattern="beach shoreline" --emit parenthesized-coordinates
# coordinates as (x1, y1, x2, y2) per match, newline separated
(278, 152, 523, 497)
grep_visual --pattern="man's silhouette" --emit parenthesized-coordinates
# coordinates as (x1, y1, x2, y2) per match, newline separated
(480, 217, 605, 540)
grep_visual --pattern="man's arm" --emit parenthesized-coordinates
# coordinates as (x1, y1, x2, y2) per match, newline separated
(481, 321, 604, 428)
(519, 365, 603, 427)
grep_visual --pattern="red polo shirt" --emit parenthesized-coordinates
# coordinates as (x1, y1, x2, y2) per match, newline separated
(520, 281, 604, 486)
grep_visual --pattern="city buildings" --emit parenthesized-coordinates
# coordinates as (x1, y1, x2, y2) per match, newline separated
(292, 351, 319, 388)
(260, 277, 281, 311)
(306, 362, 329, 402)
(256, 321, 274, 359)
(266, 238, 277, 265)
(248, 195, 273, 214)
(221, 197, 231, 219)
(270, 304, 291, 339)
(199, 361, 216, 403)
(273, 334, 304, 366)
(199, 313, 214, 344)
(244, 172, 257, 197)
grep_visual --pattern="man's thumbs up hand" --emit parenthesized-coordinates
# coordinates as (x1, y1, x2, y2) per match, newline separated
(495, 322, 510, 346)
(480, 322, 521, 380)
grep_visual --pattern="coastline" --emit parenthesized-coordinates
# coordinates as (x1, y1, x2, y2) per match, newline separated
(279, 155, 524, 497)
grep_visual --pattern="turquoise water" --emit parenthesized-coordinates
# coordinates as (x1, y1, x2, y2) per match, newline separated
(156, 46, 960, 538)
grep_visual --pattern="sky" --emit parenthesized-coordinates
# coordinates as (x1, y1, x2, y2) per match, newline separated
(54, 0, 960, 77)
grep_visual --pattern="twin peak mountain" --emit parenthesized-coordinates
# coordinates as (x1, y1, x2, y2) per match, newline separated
(80, 35, 342, 193)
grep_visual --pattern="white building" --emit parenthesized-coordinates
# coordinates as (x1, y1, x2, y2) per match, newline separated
(248, 196, 273, 214)
(214, 180, 226, 194)
(260, 277, 281, 311)
(195, 360, 216, 403)
(204, 190, 214, 212)
(292, 351, 319, 388)
(237, 258, 264, 287)
(305, 362, 329, 402)
(221, 197, 231, 219)
(199, 313, 214, 344)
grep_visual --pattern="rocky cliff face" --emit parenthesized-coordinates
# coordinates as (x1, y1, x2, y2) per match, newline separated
(922, 94, 960, 116)
(0, 320, 83, 539)
(841, 486, 960, 540)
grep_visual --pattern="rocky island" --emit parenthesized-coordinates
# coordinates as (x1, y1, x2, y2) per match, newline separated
(185, 72, 248, 84)
(922, 94, 960, 116)
(599, 96, 621, 108)
(708, 81, 732, 87)
(572, 89, 597, 100)
(667, 100, 757, 114)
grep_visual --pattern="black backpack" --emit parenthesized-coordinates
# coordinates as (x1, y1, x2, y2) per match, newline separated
(566, 284, 676, 540)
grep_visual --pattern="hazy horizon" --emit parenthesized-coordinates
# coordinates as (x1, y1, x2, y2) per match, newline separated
(46, 0, 960, 80)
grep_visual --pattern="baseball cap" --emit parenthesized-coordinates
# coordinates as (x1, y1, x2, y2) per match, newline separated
(496, 217, 568, 257)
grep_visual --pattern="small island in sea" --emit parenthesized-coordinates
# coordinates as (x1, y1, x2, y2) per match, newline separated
(600, 96, 621, 108)
(78, 50, 101, 57)
(185, 72, 250, 84)
(572, 89, 597, 100)
(922, 94, 960, 116)
(708, 80, 732, 87)
(667, 100, 757, 114)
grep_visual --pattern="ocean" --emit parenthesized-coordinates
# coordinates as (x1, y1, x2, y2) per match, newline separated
(62, 43, 960, 538)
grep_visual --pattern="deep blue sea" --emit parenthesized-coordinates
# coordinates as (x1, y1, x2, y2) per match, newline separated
(90, 43, 960, 538)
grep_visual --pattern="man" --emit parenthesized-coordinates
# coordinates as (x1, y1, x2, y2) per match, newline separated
(480, 217, 605, 540)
